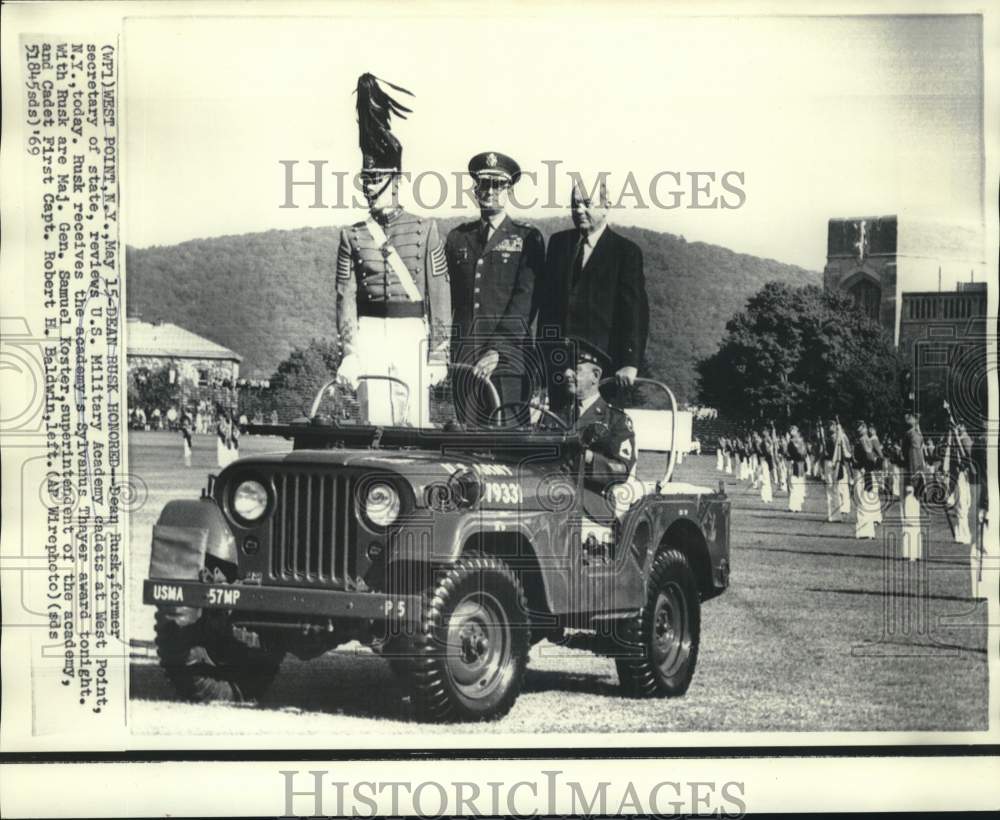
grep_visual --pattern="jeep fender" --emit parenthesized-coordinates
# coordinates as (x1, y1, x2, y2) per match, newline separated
(148, 498, 237, 626)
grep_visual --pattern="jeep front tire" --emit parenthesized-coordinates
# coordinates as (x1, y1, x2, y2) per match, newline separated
(616, 549, 701, 697)
(390, 555, 530, 722)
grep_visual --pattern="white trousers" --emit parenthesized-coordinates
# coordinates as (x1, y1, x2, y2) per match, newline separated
(854, 477, 879, 539)
(356, 316, 430, 427)
(823, 464, 850, 521)
(788, 473, 805, 512)
(953, 471, 971, 544)
(775, 459, 787, 490)
(759, 463, 773, 503)
(838, 473, 852, 515)
(716, 450, 724, 471)
(724, 454, 733, 474)
(970, 516, 994, 599)
(901, 489, 923, 560)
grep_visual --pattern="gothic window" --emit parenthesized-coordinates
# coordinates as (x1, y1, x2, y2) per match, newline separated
(849, 278, 881, 321)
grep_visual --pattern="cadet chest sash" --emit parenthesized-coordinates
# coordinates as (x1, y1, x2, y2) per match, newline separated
(364, 217, 423, 303)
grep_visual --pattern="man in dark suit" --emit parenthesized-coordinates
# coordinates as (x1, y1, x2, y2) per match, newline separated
(446, 151, 545, 426)
(538, 181, 649, 411)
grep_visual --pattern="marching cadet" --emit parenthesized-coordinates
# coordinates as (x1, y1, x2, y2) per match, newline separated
(775, 429, 789, 492)
(227, 409, 240, 465)
(822, 420, 845, 522)
(948, 421, 974, 545)
(180, 407, 194, 467)
(336, 74, 450, 427)
(852, 421, 879, 540)
(835, 421, 853, 517)
(758, 428, 775, 504)
(900, 411, 926, 499)
(716, 436, 725, 471)
(446, 151, 545, 427)
(749, 431, 762, 489)
(561, 339, 637, 525)
(786, 425, 808, 513)
(899, 411, 926, 560)
(215, 405, 230, 468)
(867, 422, 886, 523)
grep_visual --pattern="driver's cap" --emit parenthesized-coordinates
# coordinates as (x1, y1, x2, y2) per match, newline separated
(569, 337, 611, 373)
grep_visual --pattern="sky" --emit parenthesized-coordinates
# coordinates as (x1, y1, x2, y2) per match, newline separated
(124, 11, 985, 271)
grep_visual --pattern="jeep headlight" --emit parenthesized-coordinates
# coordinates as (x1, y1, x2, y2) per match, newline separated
(233, 479, 268, 522)
(364, 481, 401, 528)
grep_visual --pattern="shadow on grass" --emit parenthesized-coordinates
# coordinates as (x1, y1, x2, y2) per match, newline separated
(522, 667, 620, 697)
(806, 586, 977, 604)
(131, 646, 622, 721)
(744, 543, 970, 566)
(742, 529, 870, 543)
(130, 651, 411, 721)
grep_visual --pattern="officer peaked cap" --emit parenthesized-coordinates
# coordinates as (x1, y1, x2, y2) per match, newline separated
(569, 337, 612, 373)
(468, 151, 521, 184)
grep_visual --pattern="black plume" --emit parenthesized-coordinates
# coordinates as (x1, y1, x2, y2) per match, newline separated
(355, 73, 414, 168)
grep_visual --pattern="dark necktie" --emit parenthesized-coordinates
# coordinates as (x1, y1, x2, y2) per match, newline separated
(571, 235, 586, 288)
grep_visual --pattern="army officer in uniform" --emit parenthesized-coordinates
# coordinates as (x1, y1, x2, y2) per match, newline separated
(446, 151, 545, 427)
(336, 74, 450, 426)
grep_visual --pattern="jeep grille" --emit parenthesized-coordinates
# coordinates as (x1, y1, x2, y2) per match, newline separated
(269, 472, 360, 588)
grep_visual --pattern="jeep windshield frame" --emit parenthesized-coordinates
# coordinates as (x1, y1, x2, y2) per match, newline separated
(242, 419, 584, 464)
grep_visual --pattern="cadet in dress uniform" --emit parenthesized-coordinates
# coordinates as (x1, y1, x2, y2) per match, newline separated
(948, 422, 974, 545)
(786, 426, 808, 512)
(852, 422, 879, 539)
(561, 340, 637, 524)
(446, 151, 545, 427)
(336, 74, 450, 427)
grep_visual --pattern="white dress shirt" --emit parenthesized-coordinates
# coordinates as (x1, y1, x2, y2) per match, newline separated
(580, 222, 608, 267)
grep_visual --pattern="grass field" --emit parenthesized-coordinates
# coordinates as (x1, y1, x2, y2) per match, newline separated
(127, 431, 989, 735)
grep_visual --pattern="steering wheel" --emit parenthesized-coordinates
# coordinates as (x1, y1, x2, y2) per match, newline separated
(487, 401, 571, 431)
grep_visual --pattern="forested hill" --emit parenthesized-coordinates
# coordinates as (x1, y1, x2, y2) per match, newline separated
(125, 217, 819, 403)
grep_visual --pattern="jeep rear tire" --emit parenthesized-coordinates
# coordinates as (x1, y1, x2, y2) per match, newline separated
(616, 549, 700, 697)
(389, 555, 530, 722)
(154, 609, 284, 703)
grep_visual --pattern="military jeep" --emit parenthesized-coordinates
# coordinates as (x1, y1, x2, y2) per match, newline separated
(143, 373, 730, 722)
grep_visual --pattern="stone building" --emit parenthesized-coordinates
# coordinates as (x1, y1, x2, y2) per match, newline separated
(898, 283, 988, 433)
(824, 216, 988, 431)
(126, 317, 241, 411)
(824, 215, 985, 344)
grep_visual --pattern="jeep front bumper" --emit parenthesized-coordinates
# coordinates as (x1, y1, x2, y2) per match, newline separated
(143, 579, 421, 624)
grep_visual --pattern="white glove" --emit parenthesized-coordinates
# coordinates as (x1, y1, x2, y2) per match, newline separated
(337, 353, 361, 390)
(474, 349, 500, 378)
(426, 361, 448, 387)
